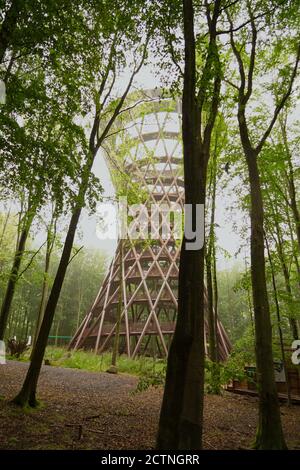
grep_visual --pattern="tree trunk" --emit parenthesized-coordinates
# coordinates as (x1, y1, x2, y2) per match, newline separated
(54, 317, 60, 347)
(33, 259, 50, 348)
(212, 242, 219, 360)
(206, 149, 220, 392)
(0, 208, 11, 249)
(288, 174, 300, 251)
(206, 157, 217, 364)
(246, 149, 286, 450)
(157, 0, 205, 449)
(32, 215, 56, 349)
(273, 216, 298, 340)
(20, 308, 27, 340)
(0, 224, 30, 340)
(108, 240, 124, 372)
(0, 0, 23, 63)
(280, 118, 300, 251)
(206, 253, 217, 362)
(265, 233, 291, 407)
(76, 289, 83, 332)
(244, 257, 255, 334)
(286, 210, 300, 288)
(12, 207, 82, 407)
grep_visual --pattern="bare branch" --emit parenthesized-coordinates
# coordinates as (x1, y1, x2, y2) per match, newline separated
(103, 121, 139, 141)
(94, 36, 150, 153)
(168, 37, 184, 77)
(203, 73, 221, 154)
(89, 35, 117, 152)
(220, 0, 240, 13)
(224, 77, 239, 90)
(100, 66, 116, 112)
(217, 0, 286, 36)
(256, 42, 300, 153)
(244, 5, 257, 104)
(166, 10, 183, 78)
(197, 0, 221, 112)
(17, 241, 47, 280)
(68, 245, 84, 266)
(117, 97, 158, 117)
(226, 10, 246, 99)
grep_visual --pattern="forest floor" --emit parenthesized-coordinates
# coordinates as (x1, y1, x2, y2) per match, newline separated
(1, 360, 300, 450)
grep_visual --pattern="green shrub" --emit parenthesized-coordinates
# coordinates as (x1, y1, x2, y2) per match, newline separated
(135, 360, 166, 392)
(205, 353, 247, 394)
(33, 346, 166, 378)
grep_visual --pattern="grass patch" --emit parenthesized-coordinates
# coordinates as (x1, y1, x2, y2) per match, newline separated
(10, 346, 166, 378)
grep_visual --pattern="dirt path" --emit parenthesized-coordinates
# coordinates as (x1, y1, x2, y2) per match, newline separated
(0, 361, 299, 450)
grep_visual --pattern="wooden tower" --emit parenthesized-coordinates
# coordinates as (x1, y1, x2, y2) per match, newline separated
(69, 90, 231, 360)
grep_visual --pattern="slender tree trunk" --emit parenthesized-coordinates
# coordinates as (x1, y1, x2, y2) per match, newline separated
(286, 210, 300, 288)
(280, 118, 300, 251)
(206, 159, 217, 363)
(13, 207, 82, 407)
(32, 215, 56, 349)
(246, 149, 286, 449)
(0, 223, 31, 340)
(244, 257, 255, 335)
(54, 317, 60, 347)
(157, 0, 206, 449)
(206, 157, 220, 393)
(25, 317, 30, 343)
(10, 307, 20, 338)
(273, 217, 298, 340)
(0, 208, 11, 249)
(20, 308, 27, 340)
(212, 242, 219, 360)
(33, 257, 50, 348)
(76, 289, 83, 332)
(288, 174, 300, 251)
(108, 240, 124, 372)
(226, 271, 235, 334)
(206, 253, 216, 361)
(265, 233, 291, 406)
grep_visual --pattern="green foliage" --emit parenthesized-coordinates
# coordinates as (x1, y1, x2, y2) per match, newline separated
(217, 265, 252, 344)
(16, 345, 167, 378)
(0, 214, 107, 341)
(232, 325, 256, 364)
(204, 355, 248, 394)
(135, 360, 166, 392)
(134, 354, 249, 395)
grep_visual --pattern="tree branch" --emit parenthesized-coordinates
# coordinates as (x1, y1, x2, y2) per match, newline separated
(95, 36, 150, 153)
(17, 241, 47, 280)
(256, 42, 300, 153)
(224, 77, 239, 90)
(217, 0, 286, 36)
(225, 10, 246, 100)
(244, 5, 257, 104)
(68, 245, 84, 266)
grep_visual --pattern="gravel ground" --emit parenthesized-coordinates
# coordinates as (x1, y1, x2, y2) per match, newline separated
(0, 360, 300, 450)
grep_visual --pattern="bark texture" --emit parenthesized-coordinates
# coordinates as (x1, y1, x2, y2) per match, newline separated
(157, 0, 221, 449)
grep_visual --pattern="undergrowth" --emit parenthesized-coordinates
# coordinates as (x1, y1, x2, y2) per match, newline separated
(8, 346, 166, 378)
(8, 346, 248, 393)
